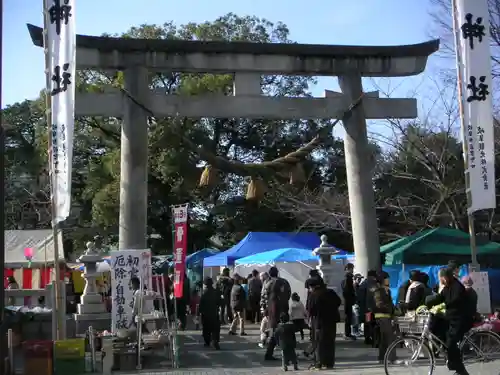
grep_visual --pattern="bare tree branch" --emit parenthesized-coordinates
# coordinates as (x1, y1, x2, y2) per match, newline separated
(269, 78, 480, 238)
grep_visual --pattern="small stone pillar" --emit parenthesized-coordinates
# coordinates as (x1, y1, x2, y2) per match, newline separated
(313, 235, 340, 290)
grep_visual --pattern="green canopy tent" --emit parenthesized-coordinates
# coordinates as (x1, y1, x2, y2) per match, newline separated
(381, 228, 500, 266)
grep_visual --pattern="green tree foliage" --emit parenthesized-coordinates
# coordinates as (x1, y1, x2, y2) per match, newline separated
(3, 98, 49, 229)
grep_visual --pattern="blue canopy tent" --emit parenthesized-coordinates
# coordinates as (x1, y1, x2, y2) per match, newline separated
(235, 248, 319, 265)
(184, 249, 219, 289)
(185, 249, 218, 269)
(203, 232, 321, 267)
(332, 253, 354, 261)
(235, 247, 347, 265)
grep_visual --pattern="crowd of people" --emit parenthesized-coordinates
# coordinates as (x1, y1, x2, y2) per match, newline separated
(347, 260, 481, 375)
(196, 265, 342, 370)
(194, 260, 482, 374)
(5, 253, 491, 374)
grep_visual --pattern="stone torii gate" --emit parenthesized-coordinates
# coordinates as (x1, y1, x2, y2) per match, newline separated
(28, 24, 438, 275)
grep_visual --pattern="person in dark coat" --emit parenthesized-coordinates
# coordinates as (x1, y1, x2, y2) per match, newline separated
(357, 270, 378, 345)
(461, 276, 479, 322)
(161, 273, 174, 319)
(216, 267, 234, 324)
(397, 270, 419, 305)
(308, 277, 341, 370)
(304, 272, 323, 358)
(372, 273, 396, 363)
(341, 263, 357, 339)
(199, 277, 221, 349)
(262, 266, 292, 360)
(426, 267, 471, 375)
(352, 273, 364, 335)
(229, 274, 246, 335)
(448, 260, 460, 279)
(420, 272, 433, 300)
(275, 312, 298, 371)
(305, 271, 323, 320)
(305, 269, 321, 311)
(261, 267, 292, 321)
(176, 274, 191, 330)
(405, 270, 426, 311)
(248, 269, 262, 323)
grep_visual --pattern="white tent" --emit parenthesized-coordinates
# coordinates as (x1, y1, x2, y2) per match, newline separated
(234, 256, 352, 306)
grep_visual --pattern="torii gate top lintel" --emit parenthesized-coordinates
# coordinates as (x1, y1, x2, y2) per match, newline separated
(27, 24, 439, 77)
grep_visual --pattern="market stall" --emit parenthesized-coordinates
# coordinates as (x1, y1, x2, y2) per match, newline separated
(4, 230, 66, 293)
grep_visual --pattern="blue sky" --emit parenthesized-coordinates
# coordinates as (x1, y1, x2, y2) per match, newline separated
(3, 0, 445, 109)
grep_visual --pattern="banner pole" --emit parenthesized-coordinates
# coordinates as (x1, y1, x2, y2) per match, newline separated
(0, 0, 6, 371)
(42, 0, 64, 340)
(451, 0, 479, 270)
(172, 222, 179, 368)
(170, 206, 179, 368)
(0, 0, 7, 375)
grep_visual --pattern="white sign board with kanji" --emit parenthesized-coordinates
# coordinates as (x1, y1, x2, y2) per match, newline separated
(110, 249, 152, 332)
(469, 271, 491, 314)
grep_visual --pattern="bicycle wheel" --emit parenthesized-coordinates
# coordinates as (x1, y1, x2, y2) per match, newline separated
(384, 334, 435, 375)
(461, 330, 500, 364)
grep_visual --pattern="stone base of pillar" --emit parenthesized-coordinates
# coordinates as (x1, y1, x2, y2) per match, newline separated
(77, 299, 107, 315)
(74, 313, 111, 335)
(80, 294, 103, 305)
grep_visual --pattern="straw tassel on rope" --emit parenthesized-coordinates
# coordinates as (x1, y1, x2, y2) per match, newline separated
(289, 163, 306, 185)
(199, 165, 218, 187)
(246, 178, 267, 200)
(181, 95, 365, 178)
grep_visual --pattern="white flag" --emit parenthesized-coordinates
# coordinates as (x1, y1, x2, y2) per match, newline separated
(455, 0, 496, 213)
(44, 0, 76, 223)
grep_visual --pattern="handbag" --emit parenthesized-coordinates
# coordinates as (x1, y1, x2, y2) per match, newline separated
(365, 312, 373, 322)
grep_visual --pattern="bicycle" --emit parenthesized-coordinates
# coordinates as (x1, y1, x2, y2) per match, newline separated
(384, 309, 500, 375)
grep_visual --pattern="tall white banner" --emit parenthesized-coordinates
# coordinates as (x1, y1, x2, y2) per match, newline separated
(455, 0, 496, 213)
(110, 249, 152, 332)
(44, 0, 76, 223)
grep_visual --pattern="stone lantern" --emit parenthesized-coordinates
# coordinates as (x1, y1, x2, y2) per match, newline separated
(74, 238, 110, 333)
(313, 235, 340, 290)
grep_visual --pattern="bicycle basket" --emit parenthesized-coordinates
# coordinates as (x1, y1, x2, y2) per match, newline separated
(395, 314, 429, 334)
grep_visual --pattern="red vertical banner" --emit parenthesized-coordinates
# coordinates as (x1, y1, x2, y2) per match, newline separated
(172, 204, 189, 298)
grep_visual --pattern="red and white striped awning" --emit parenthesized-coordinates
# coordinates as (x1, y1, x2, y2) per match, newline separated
(4, 266, 67, 289)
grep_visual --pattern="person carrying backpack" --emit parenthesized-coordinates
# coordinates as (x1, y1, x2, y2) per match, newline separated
(216, 268, 234, 324)
(261, 266, 291, 360)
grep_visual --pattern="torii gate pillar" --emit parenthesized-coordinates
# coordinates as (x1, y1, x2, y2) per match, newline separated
(339, 74, 381, 274)
(119, 67, 149, 250)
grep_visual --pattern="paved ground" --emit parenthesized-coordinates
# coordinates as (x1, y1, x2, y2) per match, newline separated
(128, 323, 499, 375)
